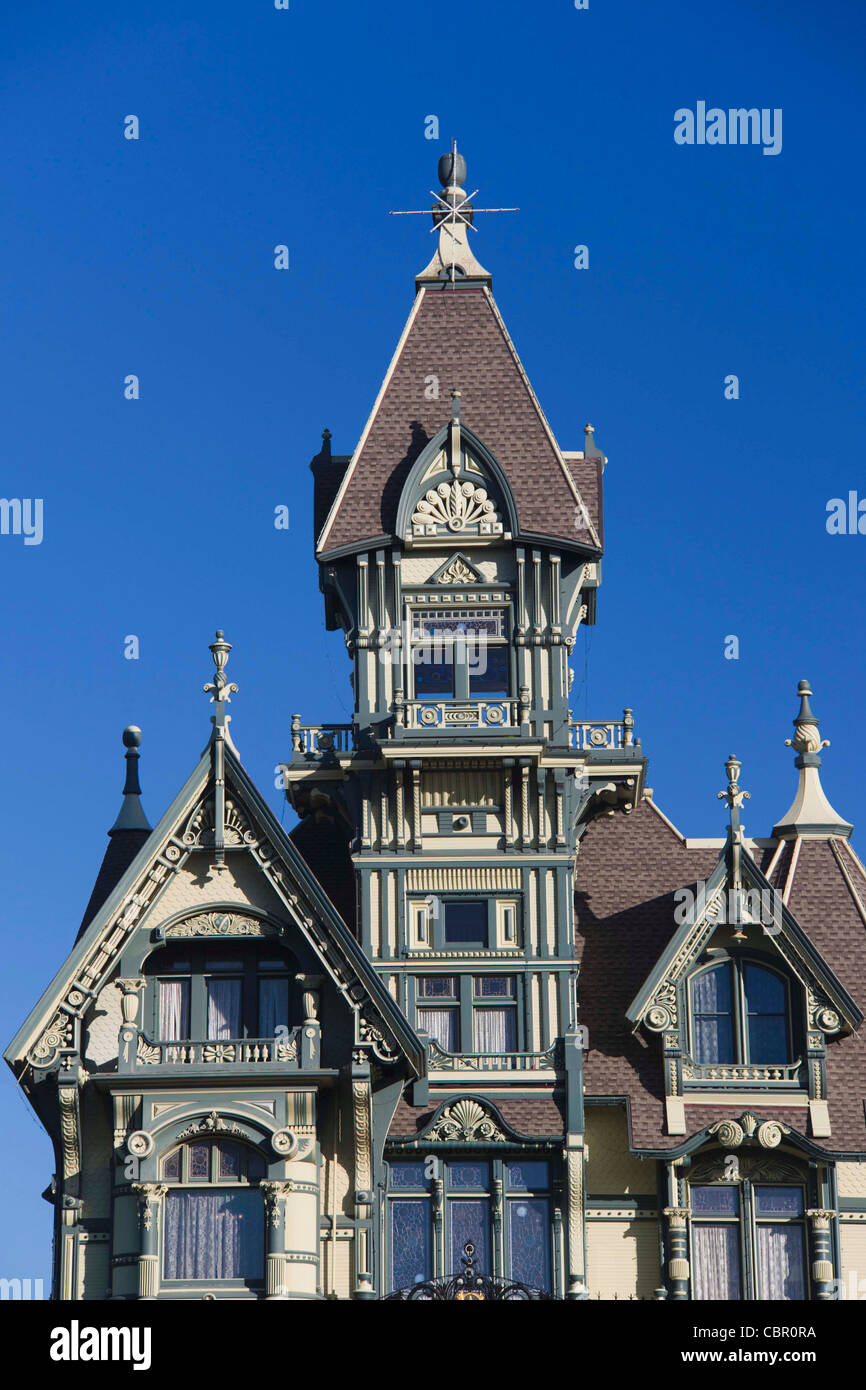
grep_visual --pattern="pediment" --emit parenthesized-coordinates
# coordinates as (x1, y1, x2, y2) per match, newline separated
(7, 744, 424, 1079)
(430, 552, 485, 586)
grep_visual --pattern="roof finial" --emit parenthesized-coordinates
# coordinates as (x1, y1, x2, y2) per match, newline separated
(392, 144, 517, 287)
(203, 630, 238, 718)
(718, 753, 750, 830)
(109, 726, 151, 833)
(773, 680, 852, 839)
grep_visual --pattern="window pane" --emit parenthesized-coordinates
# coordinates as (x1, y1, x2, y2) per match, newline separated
(413, 656, 452, 697)
(507, 1161, 549, 1192)
(444, 901, 488, 945)
(748, 1014, 789, 1064)
(161, 1149, 182, 1182)
(389, 1161, 430, 1191)
(754, 1186, 804, 1217)
(189, 1144, 210, 1181)
(158, 979, 190, 1041)
(247, 1149, 266, 1180)
(508, 1198, 551, 1291)
(450, 1200, 490, 1274)
(163, 1189, 263, 1281)
(258, 977, 289, 1038)
(449, 1161, 490, 1191)
(757, 1224, 807, 1300)
(417, 1007, 459, 1051)
(691, 1223, 742, 1300)
(418, 976, 457, 999)
(470, 644, 509, 697)
(205, 958, 243, 972)
(207, 978, 242, 1040)
(473, 1006, 517, 1053)
(390, 1200, 432, 1291)
(694, 1016, 735, 1064)
(475, 976, 515, 998)
(691, 1185, 740, 1217)
(745, 964, 786, 1014)
(693, 963, 731, 1012)
(691, 964, 734, 1063)
(218, 1143, 240, 1180)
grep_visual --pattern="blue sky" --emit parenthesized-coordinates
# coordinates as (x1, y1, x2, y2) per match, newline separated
(1, 0, 864, 1287)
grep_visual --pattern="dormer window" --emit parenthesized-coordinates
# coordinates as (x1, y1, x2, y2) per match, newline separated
(409, 608, 509, 700)
(149, 943, 293, 1044)
(689, 958, 792, 1066)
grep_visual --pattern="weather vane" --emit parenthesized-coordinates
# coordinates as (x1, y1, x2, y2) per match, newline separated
(389, 139, 518, 283)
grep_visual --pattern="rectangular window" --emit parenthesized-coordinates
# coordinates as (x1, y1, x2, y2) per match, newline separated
(390, 1200, 432, 1292)
(473, 975, 517, 1053)
(469, 644, 509, 698)
(443, 900, 488, 946)
(417, 1006, 459, 1051)
(449, 1200, 490, 1275)
(508, 1197, 551, 1292)
(691, 1222, 742, 1300)
(206, 978, 242, 1040)
(163, 1189, 264, 1281)
(257, 977, 289, 1038)
(158, 978, 190, 1041)
(692, 964, 735, 1064)
(756, 1224, 807, 1300)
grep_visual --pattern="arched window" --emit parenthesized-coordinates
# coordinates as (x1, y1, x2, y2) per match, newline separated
(689, 958, 791, 1065)
(160, 1138, 266, 1284)
(145, 942, 295, 1044)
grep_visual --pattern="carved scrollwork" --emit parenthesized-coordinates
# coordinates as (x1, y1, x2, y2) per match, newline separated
(645, 980, 677, 1032)
(177, 1111, 246, 1140)
(756, 1121, 788, 1149)
(358, 1015, 399, 1063)
(166, 911, 271, 939)
(28, 1011, 73, 1069)
(427, 1099, 506, 1144)
(136, 1036, 161, 1066)
(709, 1120, 745, 1149)
(411, 480, 502, 536)
(181, 799, 256, 848)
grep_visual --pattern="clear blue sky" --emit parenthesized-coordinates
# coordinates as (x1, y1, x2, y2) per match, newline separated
(1, 0, 864, 1289)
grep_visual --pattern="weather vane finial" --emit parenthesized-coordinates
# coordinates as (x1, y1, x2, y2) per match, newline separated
(391, 142, 519, 285)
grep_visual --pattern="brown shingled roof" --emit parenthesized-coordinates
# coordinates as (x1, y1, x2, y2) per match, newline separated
(317, 285, 601, 555)
(388, 1094, 565, 1140)
(576, 799, 866, 1154)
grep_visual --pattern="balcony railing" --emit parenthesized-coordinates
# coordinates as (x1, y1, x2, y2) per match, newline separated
(427, 1039, 559, 1072)
(682, 1059, 803, 1085)
(397, 698, 518, 734)
(290, 717, 355, 756)
(121, 1026, 315, 1073)
(568, 710, 635, 752)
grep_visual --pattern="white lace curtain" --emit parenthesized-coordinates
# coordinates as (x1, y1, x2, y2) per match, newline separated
(207, 979, 242, 1040)
(158, 980, 189, 1041)
(757, 1225, 806, 1299)
(473, 1007, 516, 1054)
(163, 1190, 263, 1280)
(691, 1223, 741, 1299)
(417, 1007, 457, 1052)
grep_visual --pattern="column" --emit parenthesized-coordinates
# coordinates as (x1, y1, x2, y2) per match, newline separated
(663, 1207, 691, 1300)
(132, 1183, 167, 1299)
(806, 1209, 836, 1300)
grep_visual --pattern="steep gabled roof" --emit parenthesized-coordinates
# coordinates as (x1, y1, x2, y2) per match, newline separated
(317, 285, 602, 556)
(5, 739, 425, 1080)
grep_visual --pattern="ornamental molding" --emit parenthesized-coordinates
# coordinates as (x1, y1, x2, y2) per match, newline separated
(688, 1152, 804, 1185)
(28, 1010, 74, 1070)
(165, 911, 275, 939)
(352, 1082, 373, 1194)
(358, 1014, 399, 1064)
(181, 797, 257, 849)
(426, 1098, 506, 1144)
(58, 1085, 81, 1183)
(410, 480, 503, 538)
(707, 1113, 790, 1150)
(176, 1111, 247, 1140)
(132, 1183, 168, 1232)
(433, 553, 484, 585)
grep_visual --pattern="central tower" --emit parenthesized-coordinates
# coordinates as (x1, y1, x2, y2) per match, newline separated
(285, 147, 645, 1297)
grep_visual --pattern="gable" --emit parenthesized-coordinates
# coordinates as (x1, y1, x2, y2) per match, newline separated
(5, 744, 424, 1080)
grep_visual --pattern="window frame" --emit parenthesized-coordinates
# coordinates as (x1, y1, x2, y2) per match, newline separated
(159, 1138, 267, 1291)
(687, 953, 795, 1068)
(689, 1180, 809, 1302)
(407, 607, 512, 701)
(385, 1154, 554, 1294)
(411, 972, 523, 1054)
(147, 942, 294, 1043)
(409, 894, 523, 952)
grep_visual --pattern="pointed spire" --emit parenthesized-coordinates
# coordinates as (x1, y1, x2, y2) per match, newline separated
(110, 726, 151, 833)
(773, 680, 852, 839)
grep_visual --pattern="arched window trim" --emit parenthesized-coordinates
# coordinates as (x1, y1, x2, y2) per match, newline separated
(687, 952, 796, 1067)
(394, 423, 520, 541)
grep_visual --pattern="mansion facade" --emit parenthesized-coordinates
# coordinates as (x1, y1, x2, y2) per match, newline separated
(7, 148, 866, 1302)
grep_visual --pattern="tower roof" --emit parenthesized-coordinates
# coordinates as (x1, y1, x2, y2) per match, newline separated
(316, 148, 602, 558)
(772, 679, 853, 840)
(76, 726, 152, 940)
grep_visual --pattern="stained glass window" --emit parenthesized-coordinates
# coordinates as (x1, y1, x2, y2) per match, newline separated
(508, 1198, 551, 1291)
(390, 1200, 432, 1291)
(449, 1161, 490, 1191)
(450, 1201, 490, 1274)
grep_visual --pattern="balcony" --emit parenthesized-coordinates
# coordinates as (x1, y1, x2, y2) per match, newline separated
(118, 1024, 321, 1075)
(568, 711, 636, 753)
(290, 718, 356, 757)
(427, 1039, 560, 1076)
(395, 697, 518, 736)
